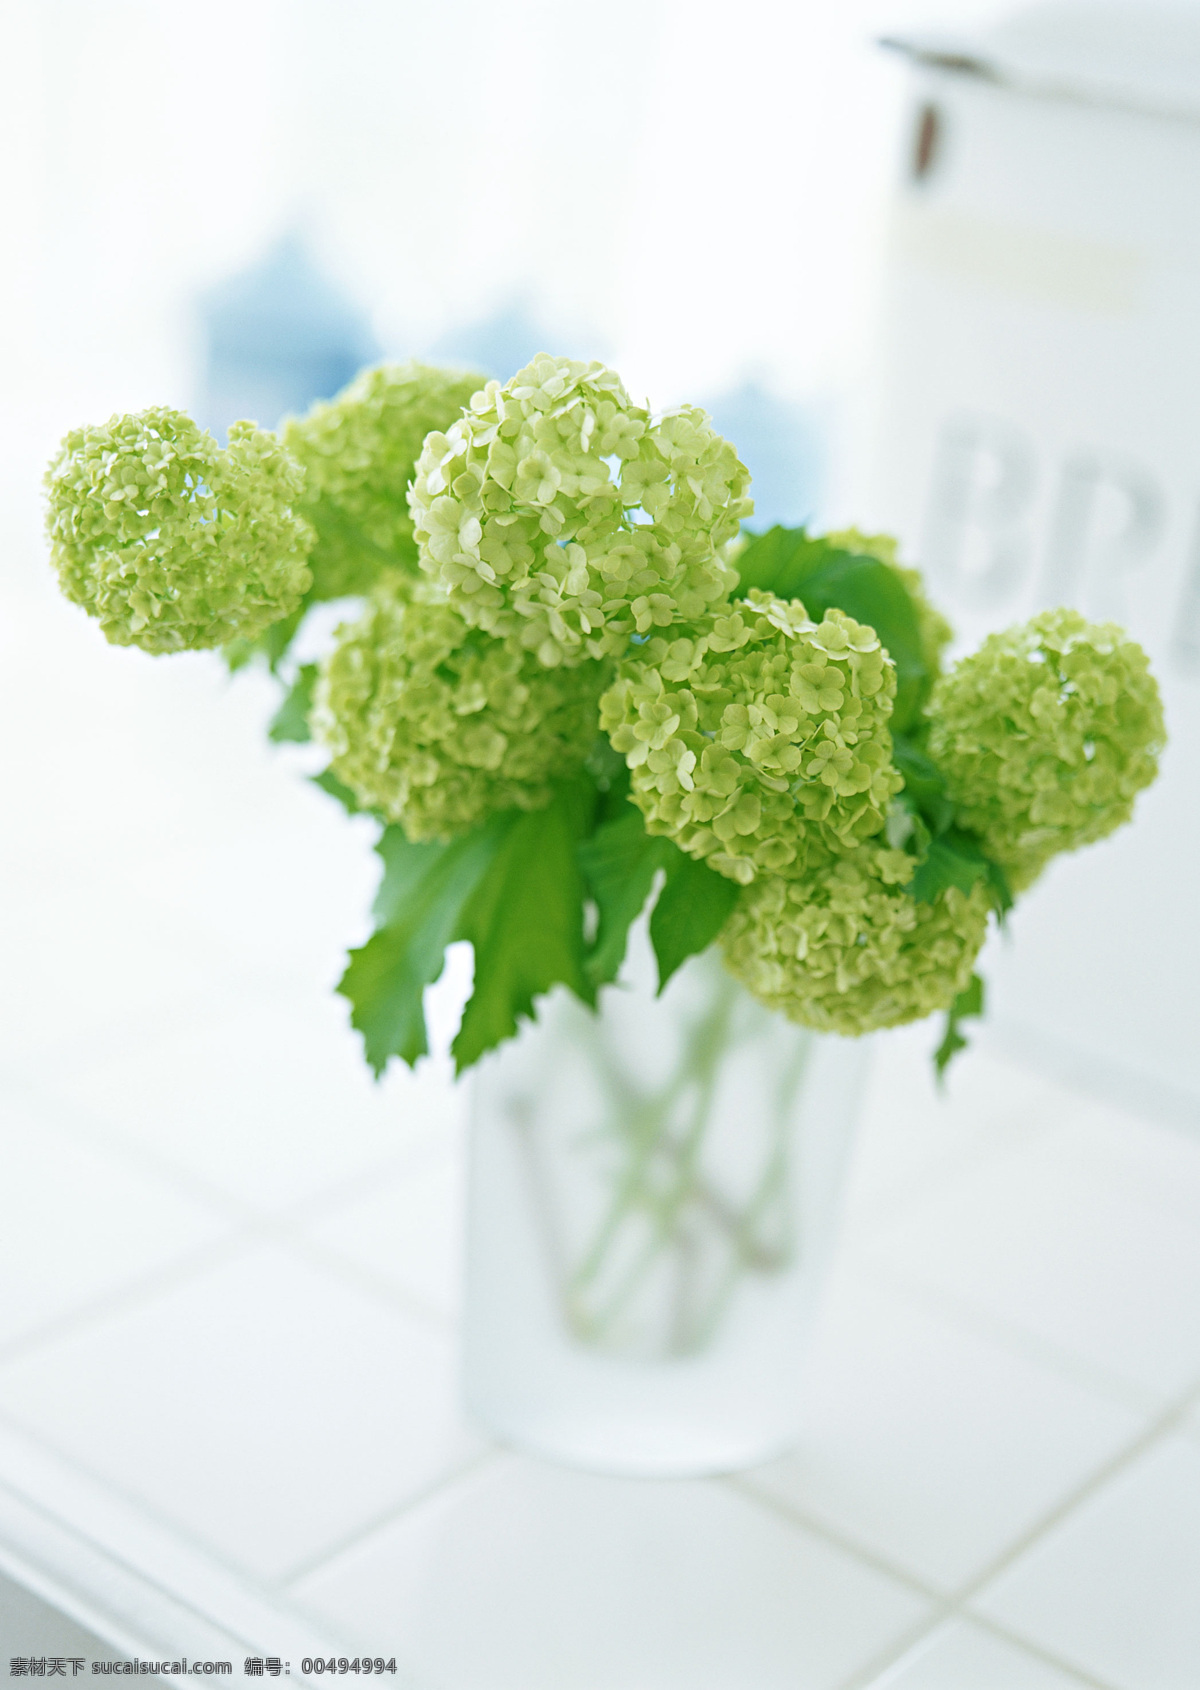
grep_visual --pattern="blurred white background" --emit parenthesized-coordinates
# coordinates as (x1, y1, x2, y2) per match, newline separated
(0, 0, 1020, 561)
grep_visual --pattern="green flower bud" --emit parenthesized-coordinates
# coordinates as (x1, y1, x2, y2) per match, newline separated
(600, 591, 903, 883)
(410, 353, 752, 667)
(721, 845, 991, 1035)
(283, 362, 486, 598)
(314, 583, 607, 840)
(45, 408, 312, 653)
(927, 608, 1165, 890)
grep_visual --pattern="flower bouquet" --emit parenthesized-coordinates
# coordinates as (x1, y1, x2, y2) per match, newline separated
(45, 355, 1165, 1472)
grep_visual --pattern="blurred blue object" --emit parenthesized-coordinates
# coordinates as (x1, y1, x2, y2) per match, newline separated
(433, 299, 547, 382)
(433, 298, 606, 384)
(703, 380, 825, 531)
(198, 233, 379, 439)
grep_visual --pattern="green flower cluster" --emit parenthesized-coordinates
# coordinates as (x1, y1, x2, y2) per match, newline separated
(315, 584, 606, 840)
(284, 362, 485, 599)
(45, 408, 312, 652)
(42, 357, 1167, 1063)
(720, 843, 992, 1036)
(410, 353, 752, 667)
(928, 608, 1165, 890)
(600, 590, 902, 885)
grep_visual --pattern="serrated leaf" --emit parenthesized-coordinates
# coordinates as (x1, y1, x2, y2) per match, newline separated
(579, 809, 671, 986)
(338, 821, 504, 1074)
(909, 832, 991, 904)
(268, 664, 318, 743)
(935, 972, 985, 1082)
(579, 808, 742, 992)
(649, 854, 741, 992)
(451, 784, 596, 1071)
(736, 527, 929, 731)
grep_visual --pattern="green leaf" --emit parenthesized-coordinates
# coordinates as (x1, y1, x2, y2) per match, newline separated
(339, 821, 505, 1074)
(934, 972, 986, 1082)
(909, 831, 991, 904)
(311, 767, 373, 816)
(268, 664, 318, 743)
(579, 809, 670, 987)
(649, 854, 741, 992)
(985, 858, 1014, 919)
(736, 527, 929, 731)
(452, 784, 596, 1071)
(907, 824, 1013, 920)
(341, 779, 741, 1080)
(891, 734, 956, 836)
(579, 807, 741, 992)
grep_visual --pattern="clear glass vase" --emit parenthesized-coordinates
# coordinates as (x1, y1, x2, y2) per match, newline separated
(462, 921, 872, 1477)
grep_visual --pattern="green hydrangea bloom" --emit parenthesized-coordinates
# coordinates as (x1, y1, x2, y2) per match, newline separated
(927, 608, 1165, 890)
(45, 408, 312, 652)
(410, 353, 752, 667)
(283, 362, 486, 599)
(600, 590, 903, 884)
(825, 527, 954, 683)
(721, 845, 991, 1034)
(314, 584, 607, 840)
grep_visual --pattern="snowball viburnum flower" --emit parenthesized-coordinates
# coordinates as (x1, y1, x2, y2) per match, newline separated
(314, 582, 607, 841)
(720, 843, 991, 1035)
(283, 362, 486, 598)
(45, 408, 313, 652)
(927, 608, 1165, 890)
(409, 353, 753, 668)
(599, 590, 903, 884)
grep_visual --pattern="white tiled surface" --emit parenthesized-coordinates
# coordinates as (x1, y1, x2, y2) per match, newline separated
(308, 1135, 466, 1321)
(0, 1246, 480, 1583)
(4, 571, 1200, 1686)
(736, 1276, 1142, 1592)
(869, 1619, 1096, 1689)
(0, 1099, 229, 1353)
(296, 1456, 931, 1689)
(974, 1437, 1200, 1690)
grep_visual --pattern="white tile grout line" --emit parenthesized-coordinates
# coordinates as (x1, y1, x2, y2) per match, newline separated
(0, 1233, 261, 1371)
(0, 1081, 463, 1356)
(270, 1230, 456, 1333)
(0, 1367, 476, 1670)
(4, 1075, 256, 1224)
(852, 1609, 1120, 1690)
(0, 1405, 314, 1606)
(0, 1436, 351, 1662)
(966, 1613, 1122, 1690)
(719, 1475, 943, 1605)
(6, 1065, 450, 1235)
(847, 1259, 1165, 1417)
(0, 967, 347, 1092)
(277, 1448, 502, 1588)
(0, 1182, 457, 1373)
(825, 1372, 1200, 1690)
